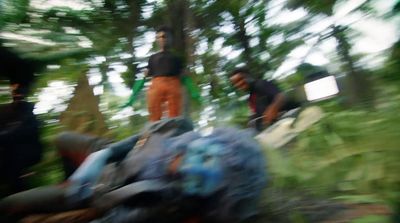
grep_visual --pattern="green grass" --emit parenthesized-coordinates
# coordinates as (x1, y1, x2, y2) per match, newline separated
(264, 94, 400, 220)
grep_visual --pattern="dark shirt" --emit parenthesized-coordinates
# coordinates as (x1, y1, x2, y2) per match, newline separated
(147, 51, 183, 77)
(248, 79, 281, 131)
(248, 79, 280, 117)
(0, 101, 42, 173)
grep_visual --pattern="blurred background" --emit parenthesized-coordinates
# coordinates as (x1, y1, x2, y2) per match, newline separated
(0, 0, 399, 222)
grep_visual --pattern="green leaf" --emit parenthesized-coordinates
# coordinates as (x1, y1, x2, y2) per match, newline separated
(332, 195, 384, 204)
(350, 215, 390, 223)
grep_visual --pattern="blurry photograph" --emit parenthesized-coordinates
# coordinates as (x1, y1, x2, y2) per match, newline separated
(0, 0, 399, 222)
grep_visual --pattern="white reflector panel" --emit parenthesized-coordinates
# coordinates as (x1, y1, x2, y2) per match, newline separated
(304, 75, 339, 101)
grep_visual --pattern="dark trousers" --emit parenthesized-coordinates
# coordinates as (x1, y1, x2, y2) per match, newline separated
(0, 149, 38, 196)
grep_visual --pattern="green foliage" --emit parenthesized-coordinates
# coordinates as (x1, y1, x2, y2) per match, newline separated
(287, 0, 338, 15)
(350, 215, 391, 223)
(266, 87, 400, 211)
(1, 2, 399, 215)
(26, 118, 66, 186)
(33, 61, 87, 91)
(228, 102, 250, 127)
(0, 0, 30, 28)
(376, 39, 400, 83)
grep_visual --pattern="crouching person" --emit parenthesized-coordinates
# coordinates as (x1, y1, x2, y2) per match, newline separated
(0, 117, 267, 223)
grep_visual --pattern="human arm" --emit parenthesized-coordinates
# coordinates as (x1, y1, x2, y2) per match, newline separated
(178, 55, 201, 102)
(120, 59, 152, 109)
(66, 148, 112, 203)
(0, 103, 38, 143)
(66, 134, 140, 203)
(250, 80, 285, 125)
(120, 78, 147, 108)
(263, 92, 286, 125)
(181, 75, 201, 103)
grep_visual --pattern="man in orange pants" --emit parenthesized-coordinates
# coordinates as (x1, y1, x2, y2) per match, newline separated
(146, 26, 183, 121)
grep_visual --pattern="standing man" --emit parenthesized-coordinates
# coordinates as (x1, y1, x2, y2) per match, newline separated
(146, 26, 184, 121)
(0, 46, 43, 195)
(230, 67, 297, 131)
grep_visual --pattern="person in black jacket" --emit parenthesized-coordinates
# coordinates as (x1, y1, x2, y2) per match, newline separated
(0, 46, 42, 195)
(230, 67, 299, 131)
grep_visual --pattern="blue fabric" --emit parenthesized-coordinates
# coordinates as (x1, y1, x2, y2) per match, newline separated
(66, 135, 139, 203)
(163, 128, 267, 221)
(137, 127, 267, 204)
(67, 149, 112, 203)
(67, 120, 267, 222)
(178, 138, 223, 196)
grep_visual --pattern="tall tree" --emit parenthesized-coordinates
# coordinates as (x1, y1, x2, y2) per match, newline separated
(287, 0, 375, 105)
(0, 0, 148, 135)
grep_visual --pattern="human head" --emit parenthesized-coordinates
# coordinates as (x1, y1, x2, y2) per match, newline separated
(229, 67, 253, 91)
(9, 82, 30, 101)
(155, 26, 172, 51)
(0, 46, 34, 101)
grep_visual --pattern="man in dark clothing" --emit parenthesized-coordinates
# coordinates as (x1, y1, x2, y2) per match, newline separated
(146, 26, 184, 121)
(0, 83, 42, 195)
(230, 68, 298, 131)
(0, 46, 43, 195)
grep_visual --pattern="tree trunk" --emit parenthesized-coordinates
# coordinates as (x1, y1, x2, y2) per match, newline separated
(332, 26, 373, 106)
(60, 72, 109, 136)
(165, 0, 192, 118)
(125, 0, 143, 84)
(233, 16, 262, 79)
(166, 0, 188, 60)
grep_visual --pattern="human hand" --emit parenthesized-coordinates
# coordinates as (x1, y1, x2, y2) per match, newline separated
(263, 105, 279, 125)
(66, 177, 94, 204)
(65, 149, 111, 203)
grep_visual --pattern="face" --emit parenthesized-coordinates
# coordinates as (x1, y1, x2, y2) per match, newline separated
(10, 83, 27, 100)
(156, 31, 170, 50)
(10, 83, 21, 98)
(230, 73, 249, 91)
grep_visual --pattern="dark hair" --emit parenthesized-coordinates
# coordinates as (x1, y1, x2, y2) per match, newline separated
(230, 67, 250, 77)
(0, 45, 35, 87)
(156, 26, 172, 35)
(230, 67, 256, 86)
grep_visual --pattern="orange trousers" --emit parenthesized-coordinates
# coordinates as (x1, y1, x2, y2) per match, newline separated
(147, 76, 182, 121)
